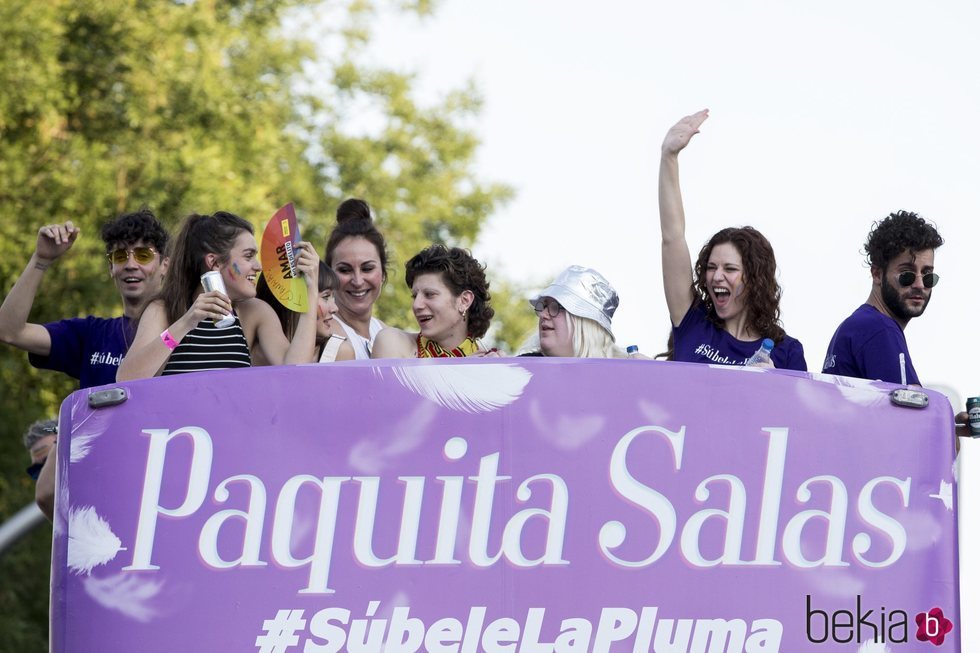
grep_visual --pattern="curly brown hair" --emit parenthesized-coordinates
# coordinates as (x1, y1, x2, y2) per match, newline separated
(864, 210, 943, 269)
(693, 226, 787, 342)
(405, 245, 494, 338)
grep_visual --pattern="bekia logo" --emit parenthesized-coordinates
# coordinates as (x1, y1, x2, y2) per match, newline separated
(806, 595, 954, 646)
(915, 608, 953, 646)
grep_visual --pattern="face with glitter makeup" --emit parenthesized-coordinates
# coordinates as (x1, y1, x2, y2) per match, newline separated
(216, 232, 261, 301)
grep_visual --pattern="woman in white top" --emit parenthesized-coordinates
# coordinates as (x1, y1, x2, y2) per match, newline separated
(324, 199, 387, 358)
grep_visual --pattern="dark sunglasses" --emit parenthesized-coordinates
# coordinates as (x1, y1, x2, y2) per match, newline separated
(107, 246, 157, 265)
(897, 271, 939, 288)
(26, 461, 44, 480)
(533, 298, 564, 318)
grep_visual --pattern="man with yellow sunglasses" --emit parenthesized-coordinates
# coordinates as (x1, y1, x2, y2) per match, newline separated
(0, 209, 169, 388)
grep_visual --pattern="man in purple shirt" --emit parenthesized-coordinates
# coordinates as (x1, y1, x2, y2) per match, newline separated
(822, 210, 942, 386)
(0, 209, 169, 389)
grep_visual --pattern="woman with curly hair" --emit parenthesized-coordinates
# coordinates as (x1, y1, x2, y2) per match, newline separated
(658, 110, 806, 370)
(372, 244, 496, 358)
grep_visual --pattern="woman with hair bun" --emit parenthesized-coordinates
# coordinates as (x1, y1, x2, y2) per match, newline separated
(521, 265, 628, 358)
(118, 211, 321, 379)
(371, 244, 496, 358)
(658, 110, 806, 370)
(325, 198, 388, 358)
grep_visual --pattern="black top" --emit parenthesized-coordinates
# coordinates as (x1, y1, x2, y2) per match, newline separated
(162, 317, 251, 375)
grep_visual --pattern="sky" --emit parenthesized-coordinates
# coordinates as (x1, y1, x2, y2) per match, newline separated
(364, 0, 980, 643)
(364, 0, 978, 406)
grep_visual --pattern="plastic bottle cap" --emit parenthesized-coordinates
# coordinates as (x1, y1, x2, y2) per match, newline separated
(762, 338, 774, 351)
(626, 345, 639, 354)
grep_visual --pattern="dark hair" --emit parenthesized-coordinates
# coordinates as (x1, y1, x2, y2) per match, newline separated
(257, 261, 338, 342)
(693, 226, 786, 342)
(864, 210, 944, 270)
(101, 207, 169, 253)
(325, 198, 389, 283)
(158, 211, 253, 323)
(318, 260, 339, 294)
(405, 245, 494, 338)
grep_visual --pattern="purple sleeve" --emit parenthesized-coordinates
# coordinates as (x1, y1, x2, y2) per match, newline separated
(28, 319, 87, 380)
(781, 338, 808, 372)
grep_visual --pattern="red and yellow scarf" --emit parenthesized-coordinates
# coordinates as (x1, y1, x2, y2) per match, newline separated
(416, 334, 481, 358)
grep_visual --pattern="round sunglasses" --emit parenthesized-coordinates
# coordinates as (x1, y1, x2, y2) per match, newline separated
(896, 271, 939, 288)
(532, 298, 564, 318)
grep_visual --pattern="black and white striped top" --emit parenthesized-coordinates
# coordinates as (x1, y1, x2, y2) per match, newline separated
(161, 317, 251, 376)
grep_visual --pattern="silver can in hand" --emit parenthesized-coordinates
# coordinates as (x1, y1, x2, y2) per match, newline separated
(200, 271, 236, 328)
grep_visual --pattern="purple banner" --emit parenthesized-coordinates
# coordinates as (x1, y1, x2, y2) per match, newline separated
(51, 359, 959, 652)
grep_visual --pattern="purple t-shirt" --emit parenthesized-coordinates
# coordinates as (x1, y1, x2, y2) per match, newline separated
(822, 304, 919, 385)
(29, 316, 134, 389)
(672, 301, 807, 371)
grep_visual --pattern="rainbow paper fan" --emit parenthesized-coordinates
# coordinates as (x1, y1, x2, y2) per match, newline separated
(260, 203, 308, 312)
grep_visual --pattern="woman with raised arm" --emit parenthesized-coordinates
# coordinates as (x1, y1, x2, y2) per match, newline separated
(254, 261, 355, 364)
(371, 244, 495, 358)
(118, 211, 321, 379)
(659, 110, 806, 370)
(325, 199, 388, 359)
(520, 265, 628, 358)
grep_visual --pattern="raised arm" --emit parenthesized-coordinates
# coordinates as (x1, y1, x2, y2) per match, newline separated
(659, 109, 709, 327)
(249, 242, 320, 366)
(35, 444, 57, 521)
(0, 222, 80, 354)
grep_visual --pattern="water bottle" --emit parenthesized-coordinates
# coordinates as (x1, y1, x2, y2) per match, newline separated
(745, 338, 774, 366)
(626, 345, 640, 359)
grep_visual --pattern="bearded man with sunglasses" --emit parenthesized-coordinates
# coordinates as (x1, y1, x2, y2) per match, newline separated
(0, 209, 169, 388)
(822, 210, 943, 386)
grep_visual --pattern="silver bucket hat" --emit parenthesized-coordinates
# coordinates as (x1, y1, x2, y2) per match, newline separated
(529, 265, 619, 339)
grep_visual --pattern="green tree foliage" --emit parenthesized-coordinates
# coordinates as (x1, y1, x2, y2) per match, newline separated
(0, 1, 534, 649)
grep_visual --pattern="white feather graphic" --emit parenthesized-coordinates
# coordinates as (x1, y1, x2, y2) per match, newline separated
(391, 363, 532, 413)
(929, 480, 953, 511)
(530, 399, 605, 450)
(349, 401, 435, 474)
(83, 573, 163, 622)
(68, 506, 125, 574)
(53, 453, 71, 537)
(70, 433, 99, 463)
(68, 396, 113, 462)
(857, 641, 891, 653)
(808, 373, 886, 407)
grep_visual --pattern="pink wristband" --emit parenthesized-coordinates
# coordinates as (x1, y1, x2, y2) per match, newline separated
(160, 329, 179, 351)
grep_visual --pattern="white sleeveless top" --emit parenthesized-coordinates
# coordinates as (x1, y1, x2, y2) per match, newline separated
(333, 315, 384, 360)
